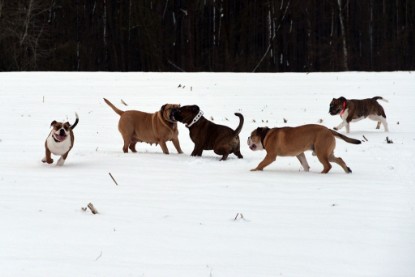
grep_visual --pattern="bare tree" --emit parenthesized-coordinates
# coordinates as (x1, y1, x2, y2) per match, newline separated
(336, 0, 349, 70)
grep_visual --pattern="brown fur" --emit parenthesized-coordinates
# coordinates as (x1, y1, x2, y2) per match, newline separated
(103, 98, 183, 154)
(248, 124, 361, 173)
(173, 105, 244, 161)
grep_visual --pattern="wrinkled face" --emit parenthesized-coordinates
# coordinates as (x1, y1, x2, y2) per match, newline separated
(329, 97, 345, 115)
(247, 129, 265, 151)
(170, 105, 200, 124)
(51, 121, 70, 142)
(160, 104, 181, 123)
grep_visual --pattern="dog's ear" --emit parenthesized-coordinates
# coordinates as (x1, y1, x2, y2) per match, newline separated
(50, 120, 57, 127)
(339, 96, 346, 102)
(160, 104, 167, 112)
(192, 105, 200, 112)
(256, 127, 270, 137)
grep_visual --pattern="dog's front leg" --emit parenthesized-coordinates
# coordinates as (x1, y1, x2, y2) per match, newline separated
(56, 152, 69, 166)
(334, 120, 346, 131)
(42, 148, 54, 164)
(172, 137, 183, 154)
(251, 153, 276, 171)
(191, 145, 203, 156)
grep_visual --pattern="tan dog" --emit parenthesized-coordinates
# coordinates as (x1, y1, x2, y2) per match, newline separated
(247, 124, 361, 173)
(103, 98, 183, 154)
(329, 96, 389, 133)
(42, 113, 79, 166)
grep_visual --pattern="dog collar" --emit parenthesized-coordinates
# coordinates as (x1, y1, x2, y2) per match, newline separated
(340, 101, 347, 116)
(186, 110, 204, 128)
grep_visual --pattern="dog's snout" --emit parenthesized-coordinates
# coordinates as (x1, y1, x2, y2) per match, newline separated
(59, 129, 66, 136)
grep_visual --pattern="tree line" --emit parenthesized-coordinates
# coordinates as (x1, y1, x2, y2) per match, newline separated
(0, 0, 414, 72)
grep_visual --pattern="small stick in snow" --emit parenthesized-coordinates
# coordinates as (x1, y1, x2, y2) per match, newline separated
(283, 118, 287, 123)
(87, 202, 99, 214)
(108, 172, 119, 186)
(234, 213, 246, 221)
(95, 251, 103, 261)
(363, 135, 368, 142)
(386, 137, 394, 144)
(121, 99, 128, 106)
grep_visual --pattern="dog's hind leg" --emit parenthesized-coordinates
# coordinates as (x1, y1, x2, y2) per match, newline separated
(159, 141, 170, 154)
(296, 153, 310, 172)
(317, 154, 332, 174)
(369, 115, 389, 132)
(329, 153, 352, 173)
(233, 142, 243, 159)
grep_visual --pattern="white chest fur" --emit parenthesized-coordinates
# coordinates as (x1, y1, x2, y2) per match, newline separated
(46, 133, 72, 155)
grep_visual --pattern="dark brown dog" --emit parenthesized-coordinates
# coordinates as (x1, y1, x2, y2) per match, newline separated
(104, 98, 183, 154)
(172, 105, 244, 160)
(329, 96, 389, 133)
(247, 124, 361, 173)
(42, 113, 79, 166)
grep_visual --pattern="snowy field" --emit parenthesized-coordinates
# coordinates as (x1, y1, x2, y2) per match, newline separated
(0, 72, 414, 277)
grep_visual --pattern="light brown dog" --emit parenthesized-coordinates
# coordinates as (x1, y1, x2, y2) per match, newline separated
(247, 124, 361, 173)
(103, 98, 183, 154)
(329, 96, 389, 133)
(42, 113, 79, 166)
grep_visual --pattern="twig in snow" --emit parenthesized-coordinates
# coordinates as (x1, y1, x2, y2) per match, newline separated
(283, 118, 288, 123)
(95, 251, 103, 261)
(108, 172, 119, 186)
(87, 202, 99, 214)
(121, 99, 128, 106)
(234, 213, 246, 221)
(362, 135, 368, 142)
(386, 137, 394, 144)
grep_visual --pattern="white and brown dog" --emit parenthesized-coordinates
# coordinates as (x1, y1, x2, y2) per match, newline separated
(329, 96, 389, 133)
(42, 113, 79, 166)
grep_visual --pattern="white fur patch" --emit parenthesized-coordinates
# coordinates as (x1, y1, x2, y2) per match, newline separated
(46, 132, 72, 156)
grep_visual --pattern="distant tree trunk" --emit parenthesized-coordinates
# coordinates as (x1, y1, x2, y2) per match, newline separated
(336, 0, 349, 70)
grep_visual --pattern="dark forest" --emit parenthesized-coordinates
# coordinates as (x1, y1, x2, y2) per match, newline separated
(0, 0, 414, 72)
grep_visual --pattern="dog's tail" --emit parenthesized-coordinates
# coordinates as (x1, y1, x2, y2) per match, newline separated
(70, 112, 79, 130)
(330, 130, 361, 144)
(372, 96, 389, 103)
(103, 98, 124, 116)
(233, 113, 244, 135)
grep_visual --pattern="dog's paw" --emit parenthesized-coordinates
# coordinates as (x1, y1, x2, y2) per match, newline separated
(250, 168, 262, 172)
(42, 158, 53, 164)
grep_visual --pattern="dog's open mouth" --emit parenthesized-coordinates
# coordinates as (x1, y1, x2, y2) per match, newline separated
(53, 134, 67, 142)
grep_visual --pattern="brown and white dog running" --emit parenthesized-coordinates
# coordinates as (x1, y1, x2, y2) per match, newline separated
(329, 96, 389, 133)
(42, 113, 79, 166)
(248, 124, 361, 173)
(103, 98, 183, 154)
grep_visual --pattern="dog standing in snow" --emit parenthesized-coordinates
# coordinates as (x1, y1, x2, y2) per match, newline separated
(329, 96, 389, 133)
(42, 113, 79, 166)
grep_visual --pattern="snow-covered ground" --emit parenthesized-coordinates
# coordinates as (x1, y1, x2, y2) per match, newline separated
(0, 72, 414, 277)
